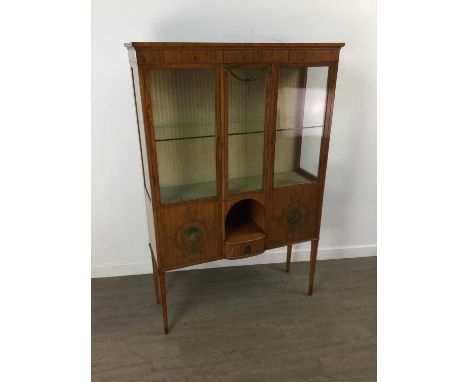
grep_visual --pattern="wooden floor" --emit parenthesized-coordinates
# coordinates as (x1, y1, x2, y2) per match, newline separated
(92, 257, 376, 382)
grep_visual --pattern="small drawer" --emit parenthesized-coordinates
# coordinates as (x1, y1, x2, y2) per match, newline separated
(224, 237, 265, 259)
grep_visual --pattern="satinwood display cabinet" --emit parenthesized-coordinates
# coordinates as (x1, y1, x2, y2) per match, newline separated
(125, 42, 344, 333)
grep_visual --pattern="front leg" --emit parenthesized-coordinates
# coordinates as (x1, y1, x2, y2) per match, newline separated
(158, 271, 169, 334)
(308, 239, 319, 295)
(285, 245, 292, 272)
(150, 249, 160, 304)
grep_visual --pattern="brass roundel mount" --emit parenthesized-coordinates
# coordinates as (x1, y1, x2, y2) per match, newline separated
(175, 220, 206, 256)
(281, 202, 308, 234)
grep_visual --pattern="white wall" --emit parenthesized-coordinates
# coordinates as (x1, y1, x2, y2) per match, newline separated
(91, 0, 376, 277)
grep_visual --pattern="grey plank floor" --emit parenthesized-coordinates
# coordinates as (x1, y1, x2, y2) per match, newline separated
(92, 257, 376, 382)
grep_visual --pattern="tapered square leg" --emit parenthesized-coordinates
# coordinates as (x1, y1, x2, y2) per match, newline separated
(150, 253, 160, 304)
(285, 245, 292, 272)
(158, 271, 169, 334)
(308, 240, 319, 296)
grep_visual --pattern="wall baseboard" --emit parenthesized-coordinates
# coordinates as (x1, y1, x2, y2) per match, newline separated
(92, 244, 376, 278)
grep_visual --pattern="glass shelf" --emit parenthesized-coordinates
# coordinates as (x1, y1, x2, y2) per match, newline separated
(228, 130, 263, 137)
(156, 133, 215, 142)
(154, 126, 325, 143)
(154, 123, 215, 141)
(156, 131, 262, 143)
(228, 120, 264, 135)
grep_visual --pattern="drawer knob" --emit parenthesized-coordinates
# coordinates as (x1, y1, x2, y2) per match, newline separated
(244, 244, 252, 255)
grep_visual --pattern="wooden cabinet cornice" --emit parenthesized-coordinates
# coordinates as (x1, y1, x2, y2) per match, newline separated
(125, 42, 344, 333)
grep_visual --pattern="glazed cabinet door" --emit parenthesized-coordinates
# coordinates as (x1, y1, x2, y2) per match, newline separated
(268, 66, 329, 247)
(272, 66, 329, 186)
(225, 66, 269, 195)
(145, 67, 222, 269)
(147, 67, 219, 204)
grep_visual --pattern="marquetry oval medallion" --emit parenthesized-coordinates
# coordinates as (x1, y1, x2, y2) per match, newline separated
(282, 203, 307, 233)
(175, 220, 206, 255)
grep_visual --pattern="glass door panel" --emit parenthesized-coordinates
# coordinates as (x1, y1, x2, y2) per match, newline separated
(148, 69, 217, 204)
(273, 66, 328, 188)
(227, 67, 267, 194)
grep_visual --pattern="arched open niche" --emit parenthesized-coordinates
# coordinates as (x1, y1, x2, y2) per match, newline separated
(225, 199, 266, 244)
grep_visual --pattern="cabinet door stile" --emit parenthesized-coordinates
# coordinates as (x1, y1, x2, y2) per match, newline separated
(215, 65, 223, 201)
(221, 67, 229, 201)
(314, 62, 339, 236)
(293, 68, 308, 169)
(266, 64, 279, 195)
(214, 64, 224, 248)
(317, 63, 338, 184)
(265, 64, 278, 247)
(261, 65, 272, 195)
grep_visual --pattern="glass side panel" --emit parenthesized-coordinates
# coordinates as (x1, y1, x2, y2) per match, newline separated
(273, 66, 328, 188)
(148, 69, 217, 204)
(227, 67, 267, 194)
(131, 67, 151, 198)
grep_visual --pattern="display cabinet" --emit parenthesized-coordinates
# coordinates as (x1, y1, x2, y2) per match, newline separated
(125, 42, 344, 333)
